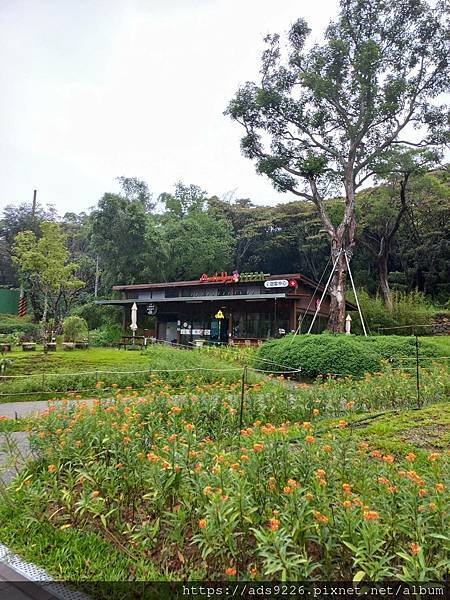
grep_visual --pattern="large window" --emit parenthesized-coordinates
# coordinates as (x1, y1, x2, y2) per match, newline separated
(232, 311, 289, 339)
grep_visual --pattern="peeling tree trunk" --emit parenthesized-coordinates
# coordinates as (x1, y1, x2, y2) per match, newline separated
(328, 241, 348, 333)
(327, 170, 357, 333)
(308, 173, 355, 334)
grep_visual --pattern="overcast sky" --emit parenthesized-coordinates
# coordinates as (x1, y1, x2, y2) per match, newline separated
(0, 0, 340, 214)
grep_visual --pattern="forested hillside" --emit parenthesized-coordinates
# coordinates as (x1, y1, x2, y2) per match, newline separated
(1, 169, 448, 327)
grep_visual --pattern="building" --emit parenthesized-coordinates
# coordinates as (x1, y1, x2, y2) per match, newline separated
(97, 271, 356, 345)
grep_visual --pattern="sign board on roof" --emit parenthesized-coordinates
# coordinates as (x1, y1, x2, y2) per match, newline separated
(264, 279, 289, 289)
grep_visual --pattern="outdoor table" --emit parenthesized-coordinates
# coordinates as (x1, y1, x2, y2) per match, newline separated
(119, 336, 146, 349)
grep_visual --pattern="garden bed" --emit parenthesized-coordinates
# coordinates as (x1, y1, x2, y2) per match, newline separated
(0, 366, 448, 585)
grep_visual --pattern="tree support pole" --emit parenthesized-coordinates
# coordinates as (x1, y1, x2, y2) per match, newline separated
(307, 250, 342, 334)
(344, 251, 368, 337)
(239, 366, 247, 430)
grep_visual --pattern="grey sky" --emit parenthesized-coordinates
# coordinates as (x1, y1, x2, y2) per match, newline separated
(0, 0, 339, 214)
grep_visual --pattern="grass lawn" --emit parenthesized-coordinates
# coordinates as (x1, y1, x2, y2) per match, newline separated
(421, 335, 450, 356)
(0, 353, 448, 586)
(0, 345, 248, 403)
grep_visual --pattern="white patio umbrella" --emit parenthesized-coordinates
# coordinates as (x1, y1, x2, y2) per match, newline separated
(130, 302, 138, 342)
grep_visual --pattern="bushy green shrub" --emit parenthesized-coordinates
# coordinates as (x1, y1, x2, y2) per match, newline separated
(71, 302, 122, 330)
(351, 290, 435, 335)
(0, 314, 38, 339)
(63, 316, 88, 342)
(256, 333, 438, 378)
(89, 325, 123, 347)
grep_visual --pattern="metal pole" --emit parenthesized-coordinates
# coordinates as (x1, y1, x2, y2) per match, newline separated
(307, 250, 341, 334)
(274, 297, 277, 337)
(415, 334, 421, 409)
(344, 251, 367, 337)
(239, 366, 247, 430)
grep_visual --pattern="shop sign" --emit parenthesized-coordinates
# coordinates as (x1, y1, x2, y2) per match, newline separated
(199, 271, 271, 284)
(192, 329, 203, 335)
(239, 271, 270, 282)
(215, 310, 225, 319)
(180, 328, 190, 335)
(146, 303, 157, 315)
(200, 271, 239, 284)
(264, 279, 289, 289)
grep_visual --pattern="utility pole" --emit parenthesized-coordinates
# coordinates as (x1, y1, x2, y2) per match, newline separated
(94, 256, 100, 298)
(31, 189, 37, 223)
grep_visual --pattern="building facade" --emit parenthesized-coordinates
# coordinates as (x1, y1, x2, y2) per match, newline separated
(98, 271, 354, 345)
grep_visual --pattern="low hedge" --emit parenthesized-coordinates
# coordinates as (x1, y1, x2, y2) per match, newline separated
(0, 314, 39, 339)
(256, 334, 439, 378)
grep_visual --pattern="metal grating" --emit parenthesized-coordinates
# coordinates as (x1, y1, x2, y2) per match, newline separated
(0, 544, 90, 600)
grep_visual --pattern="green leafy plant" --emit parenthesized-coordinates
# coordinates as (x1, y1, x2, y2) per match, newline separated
(256, 334, 438, 378)
(63, 316, 88, 343)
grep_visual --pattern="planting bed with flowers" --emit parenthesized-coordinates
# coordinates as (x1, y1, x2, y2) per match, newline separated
(0, 365, 449, 583)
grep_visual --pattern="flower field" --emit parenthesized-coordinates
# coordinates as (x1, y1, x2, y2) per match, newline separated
(1, 366, 448, 582)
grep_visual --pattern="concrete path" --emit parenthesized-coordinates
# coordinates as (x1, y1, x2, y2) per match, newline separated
(0, 432, 31, 484)
(0, 401, 62, 484)
(0, 398, 99, 420)
(0, 401, 52, 420)
(0, 399, 99, 484)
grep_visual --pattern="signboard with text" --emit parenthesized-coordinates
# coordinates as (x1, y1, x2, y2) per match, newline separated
(264, 279, 289, 289)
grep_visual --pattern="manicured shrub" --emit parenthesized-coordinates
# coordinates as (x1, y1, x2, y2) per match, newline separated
(257, 334, 381, 377)
(256, 334, 438, 378)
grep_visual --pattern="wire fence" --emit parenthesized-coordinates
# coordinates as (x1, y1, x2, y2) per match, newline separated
(0, 337, 448, 412)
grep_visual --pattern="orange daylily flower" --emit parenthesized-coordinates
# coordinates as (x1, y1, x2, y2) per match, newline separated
(313, 511, 329, 524)
(363, 510, 380, 521)
(427, 452, 440, 462)
(410, 543, 421, 556)
(269, 517, 280, 531)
